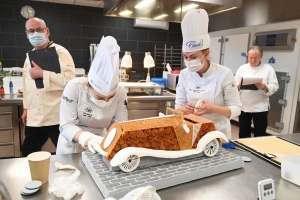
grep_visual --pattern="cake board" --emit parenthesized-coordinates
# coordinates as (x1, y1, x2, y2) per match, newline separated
(82, 148, 244, 199)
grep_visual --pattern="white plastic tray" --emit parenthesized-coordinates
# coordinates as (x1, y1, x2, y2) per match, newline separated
(281, 154, 300, 186)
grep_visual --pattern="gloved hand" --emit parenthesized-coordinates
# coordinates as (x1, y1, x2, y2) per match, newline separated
(78, 131, 104, 154)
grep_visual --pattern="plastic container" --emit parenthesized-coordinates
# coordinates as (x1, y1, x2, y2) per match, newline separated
(3, 76, 22, 95)
(281, 154, 300, 186)
(151, 78, 167, 89)
(171, 69, 181, 74)
(0, 85, 4, 95)
(9, 79, 13, 95)
(0, 61, 4, 76)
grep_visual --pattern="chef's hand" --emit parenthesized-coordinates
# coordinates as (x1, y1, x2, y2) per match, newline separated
(22, 109, 27, 124)
(193, 100, 216, 115)
(78, 131, 104, 154)
(255, 81, 266, 90)
(185, 102, 196, 114)
(88, 135, 106, 154)
(29, 61, 44, 79)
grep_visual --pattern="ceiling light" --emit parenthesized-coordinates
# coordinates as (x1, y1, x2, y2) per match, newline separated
(153, 14, 168, 20)
(135, 0, 155, 9)
(119, 10, 132, 16)
(174, 3, 199, 13)
(211, 7, 237, 15)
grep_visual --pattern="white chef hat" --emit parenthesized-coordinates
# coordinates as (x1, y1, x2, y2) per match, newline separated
(181, 9, 210, 52)
(88, 36, 120, 96)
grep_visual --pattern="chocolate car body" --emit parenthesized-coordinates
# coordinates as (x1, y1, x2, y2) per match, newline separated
(99, 110, 228, 172)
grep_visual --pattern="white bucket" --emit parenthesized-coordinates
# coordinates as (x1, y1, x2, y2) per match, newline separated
(3, 76, 23, 94)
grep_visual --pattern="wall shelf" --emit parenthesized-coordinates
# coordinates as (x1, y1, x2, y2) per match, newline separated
(154, 44, 183, 77)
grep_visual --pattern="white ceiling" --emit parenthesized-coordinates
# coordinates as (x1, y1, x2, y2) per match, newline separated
(30, 0, 104, 8)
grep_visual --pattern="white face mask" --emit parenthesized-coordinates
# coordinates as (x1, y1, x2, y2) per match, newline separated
(28, 32, 47, 47)
(89, 90, 115, 108)
(184, 55, 205, 72)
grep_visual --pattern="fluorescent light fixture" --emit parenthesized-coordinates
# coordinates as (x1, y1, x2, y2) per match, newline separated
(119, 10, 132, 16)
(212, 7, 237, 15)
(135, 0, 155, 9)
(174, 3, 199, 13)
(153, 14, 168, 20)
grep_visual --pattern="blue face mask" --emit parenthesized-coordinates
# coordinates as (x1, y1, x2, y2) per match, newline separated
(28, 32, 47, 47)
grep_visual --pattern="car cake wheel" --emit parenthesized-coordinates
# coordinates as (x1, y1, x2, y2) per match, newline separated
(119, 155, 140, 172)
(203, 139, 219, 157)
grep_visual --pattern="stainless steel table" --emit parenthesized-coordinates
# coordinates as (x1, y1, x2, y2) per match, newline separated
(1, 142, 300, 200)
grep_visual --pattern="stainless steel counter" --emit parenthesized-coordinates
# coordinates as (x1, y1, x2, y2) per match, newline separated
(0, 91, 176, 102)
(1, 134, 300, 200)
(0, 94, 23, 104)
(127, 90, 176, 100)
(126, 91, 176, 120)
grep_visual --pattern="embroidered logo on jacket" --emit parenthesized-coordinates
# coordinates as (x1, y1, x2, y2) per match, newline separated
(83, 107, 92, 118)
(189, 89, 201, 93)
(62, 95, 74, 103)
(195, 84, 201, 89)
(189, 85, 204, 93)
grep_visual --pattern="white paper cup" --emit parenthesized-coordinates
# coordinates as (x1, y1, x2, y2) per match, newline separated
(27, 151, 51, 183)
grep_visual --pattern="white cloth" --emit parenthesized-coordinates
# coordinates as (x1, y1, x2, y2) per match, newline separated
(181, 9, 210, 52)
(88, 36, 120, 96)
(235, 63, 279, 112)
(22, 43, 75, 126)
(48, 162, 84, 200)
(175, 62, 242, 139)
(56, 77, 128, 154)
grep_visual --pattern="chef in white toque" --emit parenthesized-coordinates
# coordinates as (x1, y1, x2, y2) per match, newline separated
(175, 9, 242, 139)
(56, 36, 128, 154)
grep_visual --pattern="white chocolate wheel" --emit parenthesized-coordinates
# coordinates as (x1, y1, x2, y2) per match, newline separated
(203, 139, 219, 157)
(119, 155, 140, 172)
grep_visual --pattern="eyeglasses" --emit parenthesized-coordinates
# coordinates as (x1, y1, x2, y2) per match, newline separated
(26, 28, 47, 34)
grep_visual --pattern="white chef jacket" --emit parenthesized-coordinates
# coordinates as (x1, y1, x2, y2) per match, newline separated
(235, 63, 279, 112)
(175, 62, 242, 139)
(22, 43, 75, 126)
(56, 77, 128, 154)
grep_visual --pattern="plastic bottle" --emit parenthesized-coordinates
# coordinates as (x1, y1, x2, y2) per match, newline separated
(9, 78, 13, 95)
(0, 61, 3, 76)
(0, 85, 4, 95)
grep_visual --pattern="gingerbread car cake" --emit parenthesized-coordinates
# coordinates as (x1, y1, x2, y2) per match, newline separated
(98, 109, 228, 172)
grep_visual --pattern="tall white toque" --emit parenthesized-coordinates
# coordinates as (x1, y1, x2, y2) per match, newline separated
(88, 36, 120, 96)
(181, 9, 210, 52)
